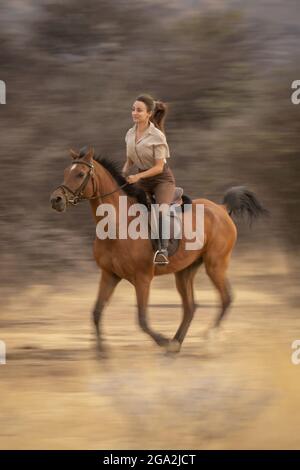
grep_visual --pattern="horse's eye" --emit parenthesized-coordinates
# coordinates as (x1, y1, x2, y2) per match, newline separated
(77, 172, 85, 178)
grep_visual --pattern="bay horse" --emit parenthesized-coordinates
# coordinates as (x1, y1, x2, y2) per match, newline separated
(50, 147, 267, 353)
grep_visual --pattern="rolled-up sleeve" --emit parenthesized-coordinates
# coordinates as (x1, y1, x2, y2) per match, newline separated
(153, 143, 168, 160)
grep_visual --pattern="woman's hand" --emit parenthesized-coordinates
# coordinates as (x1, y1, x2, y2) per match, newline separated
(126, 174, 141, 184)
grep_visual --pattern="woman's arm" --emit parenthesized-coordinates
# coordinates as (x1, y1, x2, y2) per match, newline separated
(126, 159, 164, 184)
(122, 158, 134, 177)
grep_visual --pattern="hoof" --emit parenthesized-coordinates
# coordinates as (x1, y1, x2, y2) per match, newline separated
(204, 327, 218, 341)
(94, 337, 109, 358)
(166, 339, 181, 354)
(203, 327, 227, 345)
(156, 336, 170, 347)
(96, 346, 109, 360)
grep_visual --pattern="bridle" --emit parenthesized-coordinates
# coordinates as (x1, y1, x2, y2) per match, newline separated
(56, 160, 128, 206)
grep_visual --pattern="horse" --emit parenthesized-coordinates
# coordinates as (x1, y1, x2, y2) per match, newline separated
(50, 147, 268, 353)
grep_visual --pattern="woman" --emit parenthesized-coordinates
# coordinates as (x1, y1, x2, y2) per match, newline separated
(122, 94, 176, 265)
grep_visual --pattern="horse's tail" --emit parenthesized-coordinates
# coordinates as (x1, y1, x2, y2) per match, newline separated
(222, 186, 269, 225)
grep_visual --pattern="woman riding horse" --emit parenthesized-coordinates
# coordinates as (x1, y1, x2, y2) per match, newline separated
(122, 94, 175, 265)
(50, 105, 268, 353)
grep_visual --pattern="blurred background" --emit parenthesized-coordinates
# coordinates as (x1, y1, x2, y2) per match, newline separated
(1, 0, 300, 288)
(1, 0, 300, 450)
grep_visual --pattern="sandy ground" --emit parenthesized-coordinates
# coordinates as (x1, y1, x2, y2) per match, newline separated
(0, 248, 300, 450)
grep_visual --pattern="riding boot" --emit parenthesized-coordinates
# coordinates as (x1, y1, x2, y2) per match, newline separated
(153, 212, 169, 265)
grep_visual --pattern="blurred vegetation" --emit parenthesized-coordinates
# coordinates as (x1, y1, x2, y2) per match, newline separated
(1, 0, 300, 288)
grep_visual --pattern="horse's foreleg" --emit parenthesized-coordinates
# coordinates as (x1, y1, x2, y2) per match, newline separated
(93, 270, 121, 349)
(134, 276, 170, 348)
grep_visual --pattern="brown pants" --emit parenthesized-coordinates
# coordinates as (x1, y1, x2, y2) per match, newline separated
(137, 164, 176, 205)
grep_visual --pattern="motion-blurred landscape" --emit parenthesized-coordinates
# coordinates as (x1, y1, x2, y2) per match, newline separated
(0, 0, 300, 449)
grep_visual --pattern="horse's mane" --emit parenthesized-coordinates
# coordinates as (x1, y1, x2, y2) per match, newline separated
(78, 147, 148, 206)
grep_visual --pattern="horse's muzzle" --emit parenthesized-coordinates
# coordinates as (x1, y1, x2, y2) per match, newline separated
(50, 190, 66, 212)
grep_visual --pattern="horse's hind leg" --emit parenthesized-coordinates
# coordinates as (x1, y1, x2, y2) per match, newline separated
(134, 275, 170, 348)
(168, 260, 201, 353)
(204, 254, 232, 329)
(93, 270, 121, 349)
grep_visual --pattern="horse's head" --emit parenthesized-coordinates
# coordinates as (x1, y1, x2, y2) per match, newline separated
(50, 146, 97, 212)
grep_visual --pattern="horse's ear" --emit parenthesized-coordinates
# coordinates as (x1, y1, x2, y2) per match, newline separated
(84, 146, 95, 162)
(70, 148, 79, 160)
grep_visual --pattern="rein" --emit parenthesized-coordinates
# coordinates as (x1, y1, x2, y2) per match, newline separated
(57, 160, 128, 205)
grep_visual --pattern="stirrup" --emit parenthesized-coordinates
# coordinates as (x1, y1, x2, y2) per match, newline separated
(153, 249, 169, 265)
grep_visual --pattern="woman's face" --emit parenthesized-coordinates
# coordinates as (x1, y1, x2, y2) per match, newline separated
(131, 100, 151, 124)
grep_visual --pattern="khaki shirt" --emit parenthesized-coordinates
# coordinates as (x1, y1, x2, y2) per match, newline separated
(125, 121, 170, 170)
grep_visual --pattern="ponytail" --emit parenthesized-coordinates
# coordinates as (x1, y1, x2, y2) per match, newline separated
(150, 100, 168, 135)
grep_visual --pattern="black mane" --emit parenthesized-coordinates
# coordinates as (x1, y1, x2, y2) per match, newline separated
(78, 147, 148, 205)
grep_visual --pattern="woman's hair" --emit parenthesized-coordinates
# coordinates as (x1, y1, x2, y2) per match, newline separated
(135, 93, 168, 134)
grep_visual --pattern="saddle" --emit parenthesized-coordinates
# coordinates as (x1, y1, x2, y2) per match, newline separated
(145, 187, 192, 209)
